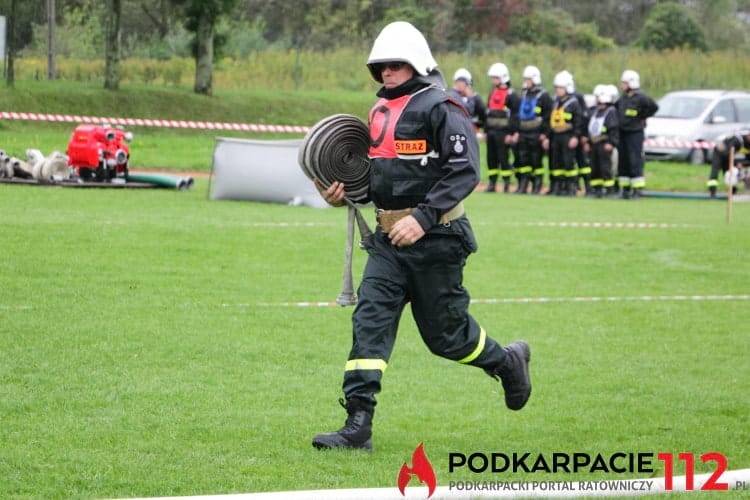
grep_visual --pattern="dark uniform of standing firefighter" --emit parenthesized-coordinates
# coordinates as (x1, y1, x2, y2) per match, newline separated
(312, 21, 532, 451)
(546, 70, 584, 196)
(484, 62, 520, 193)
(616, 69, 658, 199)
(587, 84, 620, 198)
(516, 65, 552, 194)
(707, 129, 750, 198)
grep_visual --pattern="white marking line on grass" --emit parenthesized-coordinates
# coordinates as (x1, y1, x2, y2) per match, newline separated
(0, 305, 32, 311)
(507, 221, 696, 229)
(246, 294, 750, 308)
(126, 468, 750, 499)
(246, 222, 336, 227)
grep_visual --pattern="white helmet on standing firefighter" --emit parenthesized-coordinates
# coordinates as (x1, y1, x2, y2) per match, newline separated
(453, 67, 473, 85)
(553, 70, 574, 92)
(487, 62, 510, 84)
(522, 65, 542, 88)
(594, 83, 616, 104)
(621, 69, 640, 90)
(367, 21, 438, 83)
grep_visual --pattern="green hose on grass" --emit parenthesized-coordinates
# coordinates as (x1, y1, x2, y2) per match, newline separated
(127, 172, 194, 190)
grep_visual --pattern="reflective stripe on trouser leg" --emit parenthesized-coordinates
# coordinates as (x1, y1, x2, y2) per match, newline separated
(343, 233, 408, 405)
(345, 359, 388, 372)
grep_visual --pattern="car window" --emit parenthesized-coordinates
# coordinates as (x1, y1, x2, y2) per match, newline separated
(654, 96, 711, 118)
(709, 99, 736, 123)
(735, 98, 750, 122)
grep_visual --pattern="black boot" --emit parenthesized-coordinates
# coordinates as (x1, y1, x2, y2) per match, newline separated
(515, 175, 529, 194)
(581, 175, 592, 196)
(620, 186, 631, 199)
(313, 398, 374, 451)
(485, 341, 531, 411)
(593, 186, 603, 198)
(567, 178, 578, 197)
(485, 176, 497, 192)
(631, 187, 642, 200)
(709, 186, 717, 198)
(502, 178, 511, 193)
(531, 175, 543, 194)
(546, 178, 558, 195)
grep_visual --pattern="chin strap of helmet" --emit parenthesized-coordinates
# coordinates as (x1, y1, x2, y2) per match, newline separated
(298, 114, 372, 306)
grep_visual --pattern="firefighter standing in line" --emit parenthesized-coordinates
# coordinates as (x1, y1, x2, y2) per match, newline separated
(707, 129, 750, 198)
(449, 68, 487, 132)
(567, 77, 593, 196)
(515, 65, 552, 194)
(586, 84, 620, 198)
(484, 62, 520, 193)
(544, 70, 584, 196)
(616, 69, 658, 200)
(312, 21, 532, 452)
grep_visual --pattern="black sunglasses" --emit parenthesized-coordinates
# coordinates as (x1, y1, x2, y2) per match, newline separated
(374, 61, 408, 73)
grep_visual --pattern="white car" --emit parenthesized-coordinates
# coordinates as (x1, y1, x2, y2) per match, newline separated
(644, 89, 750, 164)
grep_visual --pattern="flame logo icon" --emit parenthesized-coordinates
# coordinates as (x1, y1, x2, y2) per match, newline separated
(398, 443, 437, 498)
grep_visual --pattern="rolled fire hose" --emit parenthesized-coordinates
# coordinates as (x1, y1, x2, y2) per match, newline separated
(298, 114, 372, 306)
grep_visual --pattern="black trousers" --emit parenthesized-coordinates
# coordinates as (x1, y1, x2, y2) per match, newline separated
(590, 142, 614, 183)
(618, 130, 645, 181)
(342, 223, 507, 405)
(486, 129, 514, 181)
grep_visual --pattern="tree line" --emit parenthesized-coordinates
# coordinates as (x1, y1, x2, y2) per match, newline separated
(1, 0, 749, 95)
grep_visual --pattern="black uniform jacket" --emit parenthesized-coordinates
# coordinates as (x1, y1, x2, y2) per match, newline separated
(366, 77, 479, 235)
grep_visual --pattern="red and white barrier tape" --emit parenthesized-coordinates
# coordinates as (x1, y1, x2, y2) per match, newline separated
(0, 111, 310, 134)
(642, 138, 714, 148)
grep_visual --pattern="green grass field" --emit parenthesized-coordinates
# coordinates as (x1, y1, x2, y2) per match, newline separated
(1, 178, 748, 499)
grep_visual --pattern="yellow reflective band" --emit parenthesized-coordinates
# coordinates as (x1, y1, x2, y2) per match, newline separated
(458, 327, 486, 364)
(487, 168, 499, 175)
(345, 359, 387, 372)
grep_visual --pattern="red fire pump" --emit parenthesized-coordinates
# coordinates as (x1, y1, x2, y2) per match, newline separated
(67, 124, 132, 181)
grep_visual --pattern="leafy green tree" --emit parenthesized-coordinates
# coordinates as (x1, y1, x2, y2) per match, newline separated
(636, 2, 708, 51)
(693, 0, 750, 50)
(507, 7, 614, 50)
(104, 0, 122, 90)
(170, 0, 237, 95)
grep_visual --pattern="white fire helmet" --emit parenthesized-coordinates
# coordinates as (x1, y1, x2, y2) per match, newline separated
(594, 84, 618, 104)
(621, 69, 640, 90)
(487, 62, 510, 83)
(606, 84, 619, 103)
(453, 67, 473, 85)
(522, 65, 542, 87)
(553, 70, 574, 91)
(367, 21, 438, 83)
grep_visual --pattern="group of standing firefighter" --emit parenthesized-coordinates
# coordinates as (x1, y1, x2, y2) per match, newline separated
(451, 64, 658, 199)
